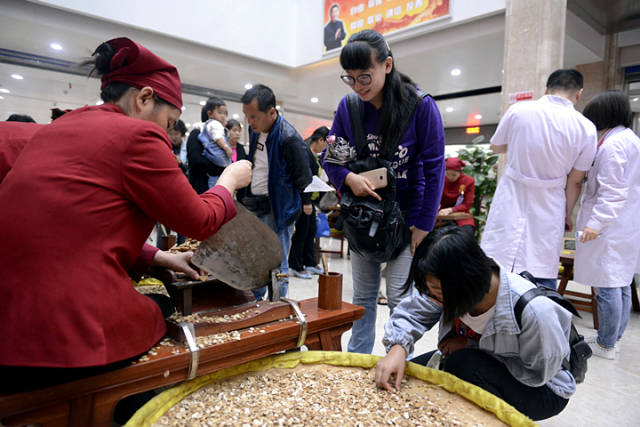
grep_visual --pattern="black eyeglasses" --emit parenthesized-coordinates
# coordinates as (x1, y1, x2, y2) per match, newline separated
(340, 73, 372, 87)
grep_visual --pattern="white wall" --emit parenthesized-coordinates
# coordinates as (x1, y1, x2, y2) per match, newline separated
(33, 0, 505, 67)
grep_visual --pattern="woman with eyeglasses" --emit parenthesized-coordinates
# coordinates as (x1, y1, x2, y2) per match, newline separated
(321, 29, 445, 354)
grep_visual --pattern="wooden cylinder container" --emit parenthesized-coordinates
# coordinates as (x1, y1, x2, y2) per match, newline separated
(318, 272, 343, 310)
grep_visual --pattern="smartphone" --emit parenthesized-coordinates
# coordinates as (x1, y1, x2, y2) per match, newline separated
(358, 167, 388, 189)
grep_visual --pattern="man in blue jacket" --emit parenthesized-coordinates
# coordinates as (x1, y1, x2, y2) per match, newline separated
(241, 84, 313, 298)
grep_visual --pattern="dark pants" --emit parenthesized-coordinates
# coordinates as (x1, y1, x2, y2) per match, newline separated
(288, 205, 318, 272)
(412, 348, 569, 421)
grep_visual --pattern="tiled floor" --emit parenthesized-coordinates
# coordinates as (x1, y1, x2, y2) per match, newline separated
(287, 239, 640, 427)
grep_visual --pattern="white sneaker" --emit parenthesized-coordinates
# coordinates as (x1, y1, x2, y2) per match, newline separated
(588, 341, 616, 360)
(585, 335, 621, 354)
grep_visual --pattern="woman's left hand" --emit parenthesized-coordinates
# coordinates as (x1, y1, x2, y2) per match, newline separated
(410, 226, 429, 255)
(151, 250, 199, 280)
(438, 336, 467, 357)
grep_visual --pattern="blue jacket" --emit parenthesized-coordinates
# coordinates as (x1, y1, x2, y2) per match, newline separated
(383, 266, 576, 399)
(247, 115, 312, 231)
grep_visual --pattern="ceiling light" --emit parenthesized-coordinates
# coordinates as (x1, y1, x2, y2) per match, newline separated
(450, 68, 461, 76)
(185, 123, 191, 128)
(0, 96, 4, 100)
(310, 97, 319, 103)
(199, 100, 206, 106)
(50, 42, 63, 51)
(633, 97, 639, 102)
(474, 114, 482, 120)
(11, 74, 24, 80)
(95, 100, 103, 105)
(276, 105, 281, 110)
(181, 106, 186, 111)
(244, 83, 253, 90)
(232, 113, 239, 119)
(0, 88, 9, 93)
(445, 107, 454, 113)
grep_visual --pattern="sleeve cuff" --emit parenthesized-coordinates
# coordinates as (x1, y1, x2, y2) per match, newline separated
(208, 185, 238, 222)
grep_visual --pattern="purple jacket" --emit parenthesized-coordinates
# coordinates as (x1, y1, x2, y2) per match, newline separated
(322, 94, 445, 231)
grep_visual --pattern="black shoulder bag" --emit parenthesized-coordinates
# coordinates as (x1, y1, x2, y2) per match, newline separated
(340, 91, 424, 262)
(515, 271, 592, 383)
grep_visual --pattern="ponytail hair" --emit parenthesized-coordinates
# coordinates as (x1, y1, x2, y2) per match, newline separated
(81, 42, 132, 103)
(340, 29, 419, 153)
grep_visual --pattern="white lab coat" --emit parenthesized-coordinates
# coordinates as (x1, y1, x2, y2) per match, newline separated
(481, 95, 597, 278)
(574, 127, 640, 288)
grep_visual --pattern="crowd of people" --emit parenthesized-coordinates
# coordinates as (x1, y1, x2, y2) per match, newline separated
(1, 28, 639, 424)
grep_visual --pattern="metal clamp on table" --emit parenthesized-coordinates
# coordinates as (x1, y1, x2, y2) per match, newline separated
(281, 298, 307, 348)
(180, 322, 200, 380)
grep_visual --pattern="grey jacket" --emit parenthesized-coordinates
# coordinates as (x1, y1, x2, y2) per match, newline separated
(382, 267, 576, 399)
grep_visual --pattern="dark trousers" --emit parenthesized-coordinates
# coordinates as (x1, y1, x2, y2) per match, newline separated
(412, 348, 569, 421)
(288, 205, 318, 271)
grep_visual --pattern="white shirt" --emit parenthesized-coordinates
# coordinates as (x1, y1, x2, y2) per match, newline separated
(481, 95, 597, 278)
(460, 305, 496, 335)
(574, 127, 640, 287)
(251, 132, 269, 195)
(205, 119, 225, 142)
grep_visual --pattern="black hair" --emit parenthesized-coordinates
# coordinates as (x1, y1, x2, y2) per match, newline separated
(173, 119, 187, 136)
(583, 90, 632, 130)
(546, 69, 584, 93)
(6, 114, 36, 123)
(340, 29, 419, 153)
(241, 84, 276, 113)
(311, 126, 330, 141)
(201, 96, 226, 122)
(329, 3, 339, 14)
(404, 226, 499, 324)
(225, 118, 242, 130)
(83, 41, 171, 108)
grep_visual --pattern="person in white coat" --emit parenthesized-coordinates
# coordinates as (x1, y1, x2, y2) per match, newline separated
(574, 90, 640, 360)
(481, 69, 597, 289)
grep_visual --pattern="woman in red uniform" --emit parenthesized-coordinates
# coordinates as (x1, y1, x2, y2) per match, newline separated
(0, 38, 251, 392)
(438, 157, 475, 235)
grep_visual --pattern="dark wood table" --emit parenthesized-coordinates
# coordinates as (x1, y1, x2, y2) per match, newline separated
(0, 298, 364, 427)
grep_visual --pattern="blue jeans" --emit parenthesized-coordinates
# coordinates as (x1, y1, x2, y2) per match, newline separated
(251, 211, 295, 300)
(347, 245, 413, 354)
(595, 286, 631, 348)
(534, 277, 557, 290)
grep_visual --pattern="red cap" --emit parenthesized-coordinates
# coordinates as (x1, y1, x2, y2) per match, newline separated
(445, 157, 466, 171)
(99, 38, 182, 110)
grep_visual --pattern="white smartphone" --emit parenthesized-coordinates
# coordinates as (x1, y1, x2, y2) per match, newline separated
(358, 167, 388, 189)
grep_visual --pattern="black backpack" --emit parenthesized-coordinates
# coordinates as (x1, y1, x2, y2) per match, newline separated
(514, 271, 592, 383)
(339, 91, 427, 262)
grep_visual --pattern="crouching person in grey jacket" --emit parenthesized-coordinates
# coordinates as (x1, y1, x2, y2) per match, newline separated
(375, 226, 575, 421)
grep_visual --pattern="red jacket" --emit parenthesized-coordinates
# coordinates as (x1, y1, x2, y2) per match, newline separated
(440, 173, 475, 227)
(0, 104, 236, 368)
(0, 122, 43, 184)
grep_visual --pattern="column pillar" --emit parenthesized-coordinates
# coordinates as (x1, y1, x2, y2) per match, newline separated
(498, 0, 567, 177)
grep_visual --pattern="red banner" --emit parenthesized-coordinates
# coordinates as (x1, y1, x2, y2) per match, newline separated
(323, 0, 450, 52)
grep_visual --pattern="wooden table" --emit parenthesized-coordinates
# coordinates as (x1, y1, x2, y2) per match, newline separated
(558, 254, 640, 329)
(0, 298, 364, 427)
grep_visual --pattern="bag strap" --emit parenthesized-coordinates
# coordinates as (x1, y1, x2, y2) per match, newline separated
(346, 93, 368, 159)
(346, 90, 428, 161)
(514, 271, 581, 329)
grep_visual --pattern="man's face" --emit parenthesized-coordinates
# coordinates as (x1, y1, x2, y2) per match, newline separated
(330, 6, 339, 22)
(242, 99, 276, 134)
(167, 127, 183, 147)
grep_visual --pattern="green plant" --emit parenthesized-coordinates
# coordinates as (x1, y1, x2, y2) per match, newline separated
(457, 146, 499, 240)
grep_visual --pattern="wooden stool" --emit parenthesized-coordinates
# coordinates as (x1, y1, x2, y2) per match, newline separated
(316, 230, 345, 259)
(557, 254, 599, 329)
